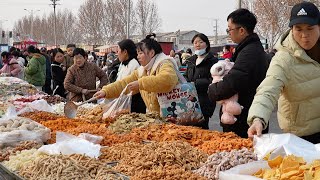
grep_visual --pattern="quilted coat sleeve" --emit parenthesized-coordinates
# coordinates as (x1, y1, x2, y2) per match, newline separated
(64, 68, 83, 94)
(24, 57, 38, 75)
(247, 52, 290, 127)
(138, 61, 178, 93)
(102, 70, 139, 98)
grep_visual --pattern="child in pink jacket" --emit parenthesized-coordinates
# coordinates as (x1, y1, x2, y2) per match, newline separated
(0, 51, 23, 79)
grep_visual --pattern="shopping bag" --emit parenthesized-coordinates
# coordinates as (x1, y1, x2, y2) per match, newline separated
(102, 86, 132, 121)
(157, 67, 204, 125)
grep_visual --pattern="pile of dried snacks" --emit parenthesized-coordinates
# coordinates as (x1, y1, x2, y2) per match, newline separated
(129, 124, 253, 154)
(131, 165, 207, 180)
(41, 95, 65, 104)
(20, 111, 63, 123)
(3, 149, 46, 171)
(51, 102, 65, 115)
(0, 117, 49, 132)
(0, 141, 42, 162)
(99, 142, 144, 162)
(198, 137, 253, 154)
(194, 148, 257, 179)
(102, 141, 208, 177)
(103, 109, 130, 124)
(60, 123, 142, 147)
(39, 118, 104, 143)
(76, 105, 104, 123)
(108, 113, 166, 133)
(19, 154, 125, 180)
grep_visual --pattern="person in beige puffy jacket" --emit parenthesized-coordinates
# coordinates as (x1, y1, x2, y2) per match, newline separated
(247, 1, 320, 143)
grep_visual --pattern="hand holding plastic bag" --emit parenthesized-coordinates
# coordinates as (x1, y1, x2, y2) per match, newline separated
(102, 86, 132, 121)
(38, 131, 101, 158)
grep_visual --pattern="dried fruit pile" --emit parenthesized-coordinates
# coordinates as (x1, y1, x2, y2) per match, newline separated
(194, 148, 257, 179)
(0, 141, 42, 162)
(100, 141, 208, 178)
(129, 124, 253, 154)
(108, 113, 166, 133)
(19, 154, 125, 180)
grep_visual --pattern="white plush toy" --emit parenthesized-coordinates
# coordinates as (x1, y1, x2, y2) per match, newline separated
(210, 59, 243, 124)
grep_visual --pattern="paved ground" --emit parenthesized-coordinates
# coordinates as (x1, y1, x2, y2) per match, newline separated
(209, 104, 282, 133)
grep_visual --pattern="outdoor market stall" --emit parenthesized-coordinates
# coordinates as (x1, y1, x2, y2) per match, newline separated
(0, 77, 319, 180)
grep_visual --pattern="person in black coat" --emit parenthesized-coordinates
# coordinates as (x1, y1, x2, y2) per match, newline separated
(51, 48, 67, 98)
(208, 9, 269, 138)
(184, 33, 218, 129)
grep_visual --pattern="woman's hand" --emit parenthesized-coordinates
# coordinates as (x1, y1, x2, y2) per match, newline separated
(247, 118, 263, 138)
(127, 81, 139, 92)
(93, 90, 106, 99)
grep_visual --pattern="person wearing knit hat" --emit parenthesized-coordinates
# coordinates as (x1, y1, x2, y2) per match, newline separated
(248, 1, 320, 143)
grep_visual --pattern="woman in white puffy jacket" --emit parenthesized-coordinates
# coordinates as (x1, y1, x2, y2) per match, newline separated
(116, 39, 146, 113)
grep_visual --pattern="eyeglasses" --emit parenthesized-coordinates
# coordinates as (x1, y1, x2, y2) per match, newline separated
(226, 27, 241, 34)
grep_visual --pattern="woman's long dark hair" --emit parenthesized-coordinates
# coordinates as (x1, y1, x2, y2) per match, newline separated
(118, 39, 137, 60)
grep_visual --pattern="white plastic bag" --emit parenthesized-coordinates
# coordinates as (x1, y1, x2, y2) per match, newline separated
(17, 99, 54, 115)
(219, 161, 268, 180)
(0, 115, 51, 148)
(78, 133, 103, 144)
(38, 131, 101, 158)
(254, 133, 320, 163)
(102, 86, 132, 120)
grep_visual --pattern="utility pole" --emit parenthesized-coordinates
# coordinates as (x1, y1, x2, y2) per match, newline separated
(238, 0, 242, 8)
(212, 19, 219, 45)
(50, 0, 60, 47)
(126, 0, 130, 39)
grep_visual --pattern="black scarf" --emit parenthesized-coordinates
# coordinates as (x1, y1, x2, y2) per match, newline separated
(121, 58, 133, 66)
(232, 33, 261, 62)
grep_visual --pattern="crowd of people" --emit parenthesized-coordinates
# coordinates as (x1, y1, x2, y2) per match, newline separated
(0, 1, 319, 143)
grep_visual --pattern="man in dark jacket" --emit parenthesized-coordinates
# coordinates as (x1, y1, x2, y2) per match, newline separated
(208, 8, 269, 138)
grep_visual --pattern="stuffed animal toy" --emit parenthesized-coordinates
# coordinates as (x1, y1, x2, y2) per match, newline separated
(210, 59, 243, 124)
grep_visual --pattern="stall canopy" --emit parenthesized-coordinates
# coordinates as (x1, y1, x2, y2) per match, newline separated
(13, 38, 39, 50)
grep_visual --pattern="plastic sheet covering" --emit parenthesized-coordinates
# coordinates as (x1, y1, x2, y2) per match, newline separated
(38, 131, 101, 158)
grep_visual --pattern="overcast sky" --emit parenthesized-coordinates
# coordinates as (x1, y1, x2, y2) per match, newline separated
(0, 0, 239, 36)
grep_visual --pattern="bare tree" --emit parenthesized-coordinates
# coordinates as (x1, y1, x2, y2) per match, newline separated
(78, 0, 105, 45)
(102, 0, 137, 44)
(135, 0, 161, 38)
(245, 0, 320, 48)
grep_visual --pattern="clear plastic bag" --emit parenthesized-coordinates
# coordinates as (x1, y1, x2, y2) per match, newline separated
(38, 131, 101, 158)
(17, 99, 54, 115)
(0, 112, 51, 148)
(254, 133, 320, 163)
(102, 86, 132, 121)
(219, 161, 269, 180)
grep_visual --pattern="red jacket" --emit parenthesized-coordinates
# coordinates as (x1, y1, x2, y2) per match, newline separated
(222, 52, 233, 59)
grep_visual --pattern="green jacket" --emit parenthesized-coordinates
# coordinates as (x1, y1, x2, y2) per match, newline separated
(24, 53, 46, 86)
(248, 30, 320, 136)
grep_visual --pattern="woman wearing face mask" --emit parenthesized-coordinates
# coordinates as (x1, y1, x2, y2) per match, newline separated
(247, 1, 320, 143)
(64, 48, 109, 102)
(184, 33, 218, 129)
(94, 33, 178, 114)
(116, 39, 146, 113)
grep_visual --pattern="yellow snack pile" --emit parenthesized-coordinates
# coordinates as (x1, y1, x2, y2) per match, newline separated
(253, 155, 320, 180)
